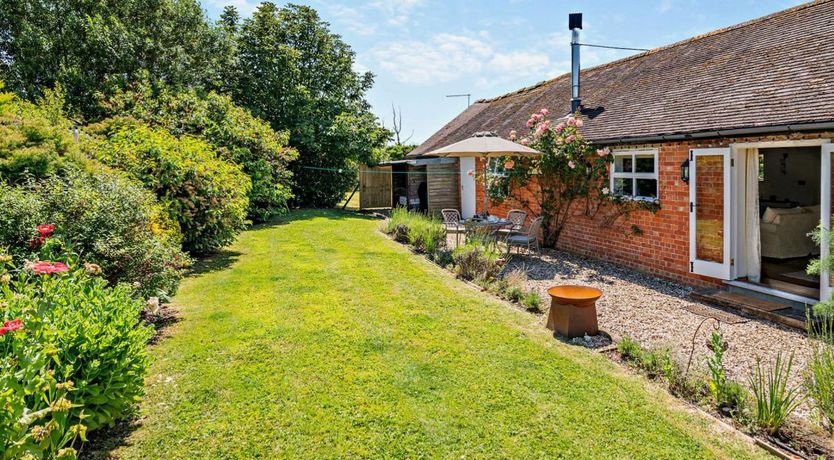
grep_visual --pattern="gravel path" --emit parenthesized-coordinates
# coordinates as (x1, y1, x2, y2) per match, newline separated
(502, 248, 816, 418)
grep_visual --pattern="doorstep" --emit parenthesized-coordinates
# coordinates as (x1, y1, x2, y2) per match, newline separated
(689, 289, 808, 331)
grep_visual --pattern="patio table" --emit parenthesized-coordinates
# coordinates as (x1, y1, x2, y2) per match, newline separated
(463, 217, 512, 248)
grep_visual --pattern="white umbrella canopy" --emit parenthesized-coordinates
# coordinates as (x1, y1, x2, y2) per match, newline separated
(426, 131, 541, 158)
(427, 132, 541, 217)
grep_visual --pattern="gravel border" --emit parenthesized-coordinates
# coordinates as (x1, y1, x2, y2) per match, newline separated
(502, 247, 817, 420)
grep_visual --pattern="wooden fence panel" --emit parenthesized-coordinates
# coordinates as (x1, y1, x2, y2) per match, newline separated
(359, 165, 392, 209)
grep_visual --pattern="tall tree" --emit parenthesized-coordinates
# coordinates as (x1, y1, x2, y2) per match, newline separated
(0, 0, 224, 119)
(233, 3, 389, 207)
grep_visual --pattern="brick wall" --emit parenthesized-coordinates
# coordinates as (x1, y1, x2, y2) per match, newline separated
(477, 131, 834, 287)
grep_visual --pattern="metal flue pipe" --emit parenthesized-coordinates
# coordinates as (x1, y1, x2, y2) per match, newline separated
(569, 13, 583, 114)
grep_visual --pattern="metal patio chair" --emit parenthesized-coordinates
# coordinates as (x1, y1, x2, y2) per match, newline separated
(506, 217, 543, 255)
(441, 209, 465, 246)
(497, 209, 528, 240)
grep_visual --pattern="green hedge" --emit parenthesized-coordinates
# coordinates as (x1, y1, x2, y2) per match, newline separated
(86, 119, 251, 254)
(0, 168, 189, 300)
(105, 87, 297, 221)
(0, 83, 91, 183)
(0, 255, 152, 458)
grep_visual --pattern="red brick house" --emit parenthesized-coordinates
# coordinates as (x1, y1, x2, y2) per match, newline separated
(407, 1, 834, 312)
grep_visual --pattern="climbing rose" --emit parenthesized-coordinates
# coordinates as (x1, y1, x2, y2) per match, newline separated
(555, 123, 566, 133)
(531, 113, 543, 122)
(565, 134, 576, 143)
(0, 319, 22, 336)
(566, 117, 577, 127)
(526, 118, 535, 128)
(540, 108, 549, 115)
(509, 130, 517, 140)
(504, 160, 515, 169)
(37, 224, 55, 237)
(520, 138, 530, 146)
(467, 169, 475, 177)
(601, 187, 610, 195)
(575, 118, 584, 128)
(596, 148, 610, 157)
(568, 160, 576, 169)
(32, 261, 69, 275)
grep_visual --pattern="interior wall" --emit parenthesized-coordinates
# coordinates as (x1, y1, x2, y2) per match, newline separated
(759, 146, 820, 206)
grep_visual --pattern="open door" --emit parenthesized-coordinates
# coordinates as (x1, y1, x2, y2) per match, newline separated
(821, 143, 834, 301)
(689, 148, 732, 279)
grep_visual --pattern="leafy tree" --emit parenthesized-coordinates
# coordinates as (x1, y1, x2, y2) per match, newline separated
(232, 2, 390, 207)
(0, 0, 225, 119)
(104, 83, 298, 221)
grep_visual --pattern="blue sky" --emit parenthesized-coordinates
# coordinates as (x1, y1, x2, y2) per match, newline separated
(203, 0, 804, 144)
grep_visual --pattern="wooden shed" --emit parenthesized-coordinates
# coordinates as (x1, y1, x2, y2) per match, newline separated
(358, 158, 460, 215)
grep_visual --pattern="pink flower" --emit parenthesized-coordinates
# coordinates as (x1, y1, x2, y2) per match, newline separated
(601, 187, 610, 195)
(504, 160, 515, 169)
(575, 118, 584, 128)
(32, 261, 69, 275)
(540, 108, 549, 115)
(565, 134, 576, 143)
(520, 138, 530, 146)
(37, 224, 55, 237)
(596, 148, 610, 157)
(526, 119, 535, 128)
(467, 169, 474, 177)
(0, 319, 22, 336)
(509, 130, 517, 140)
(568, 160, 576, 169)
(531, 113, 543, 121)
(566, 117, 577, 127)
(555, 123, 566, 133)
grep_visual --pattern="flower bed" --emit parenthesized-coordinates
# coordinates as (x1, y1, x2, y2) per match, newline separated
(0, 230, 152, 459)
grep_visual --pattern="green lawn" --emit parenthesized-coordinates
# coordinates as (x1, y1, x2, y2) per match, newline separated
(95, 210, 768, 459)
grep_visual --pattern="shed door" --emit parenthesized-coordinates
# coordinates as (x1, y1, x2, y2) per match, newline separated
(359, 165, 392, 209)
(689, 148, 732, 279)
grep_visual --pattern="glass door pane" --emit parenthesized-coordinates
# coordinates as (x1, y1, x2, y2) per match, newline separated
(695, 154, 725, 263)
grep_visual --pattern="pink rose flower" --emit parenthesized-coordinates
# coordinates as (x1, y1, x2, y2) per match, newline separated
(567, 117, 577, 127)
(555, 123, 565, 133)
(575, 118, 584, 128)
(565, 134, 576, 143)
(520, 138, 530, 146)
(568, 160, 576, 169)
(467, 169, 474, 177)
(509, 130, 517, 140)
(596, 148, 609, 157)
(540, 108, 549, 115)
(504, 160, 515, 169)
(526, 119, 535, 128)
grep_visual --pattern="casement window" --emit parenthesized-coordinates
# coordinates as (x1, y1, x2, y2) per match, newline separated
(610, 149, 659, 201)
(486, 158, 510, 198)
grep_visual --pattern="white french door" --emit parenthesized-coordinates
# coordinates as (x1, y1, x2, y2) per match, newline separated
(689, 148, 733, 279)
(821, 144, 834, 301)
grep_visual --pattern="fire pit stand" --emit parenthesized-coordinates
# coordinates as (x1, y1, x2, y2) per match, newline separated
(546, 285, 602, 338)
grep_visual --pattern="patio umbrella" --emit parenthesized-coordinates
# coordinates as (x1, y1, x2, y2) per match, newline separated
(426, 131, 541, 214)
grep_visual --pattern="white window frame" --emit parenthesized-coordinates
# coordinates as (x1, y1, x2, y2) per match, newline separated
(610, 148, 660, 202)
(486, 157, 509, 198)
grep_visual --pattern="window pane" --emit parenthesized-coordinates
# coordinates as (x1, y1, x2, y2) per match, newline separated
(635, 179, 657, 198)
(613, 177, 633, 196)
(635, 154, 655, 173)
(695, 154, 724, 263)
(614, 155, 633, 173)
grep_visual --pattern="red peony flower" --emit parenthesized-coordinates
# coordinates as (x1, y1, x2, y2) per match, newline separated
(37, 224, 55, 237)
(32, 261, 69, 275)
(0, 319, 22, 336)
